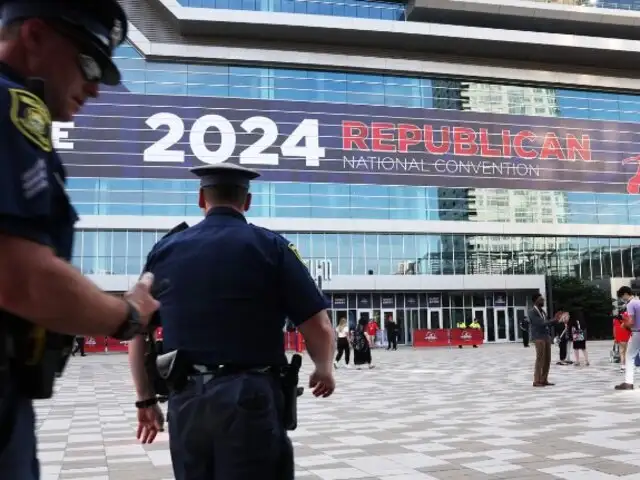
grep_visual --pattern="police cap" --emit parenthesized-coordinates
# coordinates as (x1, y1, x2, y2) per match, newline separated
(190, 163, 260, 189)
(0, 0, 128, 85)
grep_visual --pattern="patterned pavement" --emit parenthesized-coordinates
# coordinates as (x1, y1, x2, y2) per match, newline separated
(34, 341, 640, 480)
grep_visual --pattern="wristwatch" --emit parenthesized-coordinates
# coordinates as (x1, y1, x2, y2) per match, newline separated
(112, 301, 144, 341)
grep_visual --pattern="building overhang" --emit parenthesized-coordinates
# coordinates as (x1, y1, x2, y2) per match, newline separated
(142, 0, 640, 73)
(407, 0, 640, 41)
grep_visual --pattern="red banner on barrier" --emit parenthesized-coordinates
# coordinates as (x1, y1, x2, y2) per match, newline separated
(84, 336, 105, 353)
(450, 328, 484, 346)
(413, 329, 449, 347)
(105, 337, 129, 353)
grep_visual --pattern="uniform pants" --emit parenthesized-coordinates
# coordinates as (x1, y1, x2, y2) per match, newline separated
(0, 387, 39, 479)
(625, 332, 640, 385)
(533, 339, 551, 384)
(386, 331, 397, 350)
(559, 338, 568, 361)
(168, 372, 293, 480)
(522, 330, 529, 347)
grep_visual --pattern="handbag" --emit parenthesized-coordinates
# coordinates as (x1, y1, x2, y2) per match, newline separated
(572, 321, 585, 342)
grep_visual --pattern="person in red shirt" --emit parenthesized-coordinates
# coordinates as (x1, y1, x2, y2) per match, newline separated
(614, 312, 632, 371)
(367, 319, 380, 348)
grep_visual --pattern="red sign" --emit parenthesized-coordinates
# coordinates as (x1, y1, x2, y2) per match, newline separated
(84, 336, 105, 353)
(450, 328, 484, 346)
(105, 337, 129, 353)
(413, 329, 449, 347)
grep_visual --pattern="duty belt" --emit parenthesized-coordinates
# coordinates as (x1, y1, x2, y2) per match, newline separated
(189, 364, 274, 383)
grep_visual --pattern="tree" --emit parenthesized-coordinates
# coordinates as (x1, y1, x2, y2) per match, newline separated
(550, 276, 614, 340)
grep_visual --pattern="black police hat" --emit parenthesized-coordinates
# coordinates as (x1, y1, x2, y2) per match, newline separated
(190, 163, 260, 189)
(0, 0, 128, 85)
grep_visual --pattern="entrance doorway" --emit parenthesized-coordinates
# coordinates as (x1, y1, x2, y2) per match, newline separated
(472, 308, 485, 335)
(428, 309, 442, 329)
(514, 307, 527, 342)
(406, 309, 419, 345)
(494, 307, 510, 342)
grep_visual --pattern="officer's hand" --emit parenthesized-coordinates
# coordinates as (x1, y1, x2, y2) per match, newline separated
(137, 404, 165, 444)
(125, 272, 161, 324)
(309, 368, 335, 398)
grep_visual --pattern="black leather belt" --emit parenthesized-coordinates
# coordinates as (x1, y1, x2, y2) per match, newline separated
(189, 364, 274, 380)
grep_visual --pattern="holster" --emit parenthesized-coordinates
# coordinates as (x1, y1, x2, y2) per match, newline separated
(280, 354, 304, 431)
(155, 350, 194, 394)
(144, 336, 171, 400)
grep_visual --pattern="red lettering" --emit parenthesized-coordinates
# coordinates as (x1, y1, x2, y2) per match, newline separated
(539, 132, 566, 160)
(513, 131, 537, 159)
(397, 124, 421, 153)
(342, 121, 368, 150)
(371, 122, 396, 152)
(566, 134, 592, 161)
(479, 128, 501, 157)
(424, 126, 449, 154)
(501, 130, 512, 158)
(453, 127, 478, 156)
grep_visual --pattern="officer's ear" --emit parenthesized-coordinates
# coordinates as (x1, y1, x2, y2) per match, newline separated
(243, 192, 252, 212)
(198, 188, 206, 209)
(19, 19, 49, 53)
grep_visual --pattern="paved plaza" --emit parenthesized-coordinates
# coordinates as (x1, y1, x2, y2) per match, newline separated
(34, 341, 640, 480)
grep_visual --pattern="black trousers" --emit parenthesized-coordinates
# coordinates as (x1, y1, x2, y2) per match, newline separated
(559, 338, 568, 361)
(522, 330, 529, 347)
(72, 337, 85, 356)
(335, 338, 350, 364)
(387, 332, 397, 350)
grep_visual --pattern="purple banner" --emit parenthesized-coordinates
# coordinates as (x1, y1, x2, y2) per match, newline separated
(55, 90, 640, 193)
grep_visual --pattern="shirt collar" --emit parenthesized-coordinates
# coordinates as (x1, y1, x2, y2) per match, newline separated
(0, 62, 27, 86)
(205, 206, 247, 223)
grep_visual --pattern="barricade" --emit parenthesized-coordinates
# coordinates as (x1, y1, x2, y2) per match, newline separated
(450, 328, 484, 347)
(84, 336, 106, 353)
(413, 329, 450, 347)
(412, 328, 484, 347)
(284, 331, 306, 352)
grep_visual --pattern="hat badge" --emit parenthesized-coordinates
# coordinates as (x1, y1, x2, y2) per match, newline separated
(110, 19, 123, 48)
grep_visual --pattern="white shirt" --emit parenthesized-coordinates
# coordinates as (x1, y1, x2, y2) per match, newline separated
(336, 325, 349, 338)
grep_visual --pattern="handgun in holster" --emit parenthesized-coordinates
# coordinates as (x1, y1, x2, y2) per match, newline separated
(280, 353, 304, 431)
(9, 316, 73, 400)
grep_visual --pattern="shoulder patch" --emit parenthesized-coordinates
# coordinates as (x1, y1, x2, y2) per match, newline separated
(9, 88, 52, 152)
(288, 243, 304, 262)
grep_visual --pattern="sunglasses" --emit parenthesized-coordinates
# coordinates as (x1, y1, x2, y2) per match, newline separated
(45, 21, 103, 83)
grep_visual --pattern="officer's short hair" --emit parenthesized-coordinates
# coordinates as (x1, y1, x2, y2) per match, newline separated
(202, 184, 249, 206)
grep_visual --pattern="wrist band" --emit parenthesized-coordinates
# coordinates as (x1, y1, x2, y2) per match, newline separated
(135, 397, 158, 409)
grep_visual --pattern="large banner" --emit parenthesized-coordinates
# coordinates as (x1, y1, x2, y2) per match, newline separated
(54, 91, 640, 193)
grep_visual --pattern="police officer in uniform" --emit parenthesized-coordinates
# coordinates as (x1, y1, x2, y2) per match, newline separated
(0, 2, 161, 478)
(127, 163, 336, 480)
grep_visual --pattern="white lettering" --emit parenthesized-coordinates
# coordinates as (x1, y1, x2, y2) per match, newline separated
(143, 113, 327, 167)
(52, 122, 75, 150)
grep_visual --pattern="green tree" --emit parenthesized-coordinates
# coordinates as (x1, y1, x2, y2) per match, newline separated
(550, 276, 614, 339)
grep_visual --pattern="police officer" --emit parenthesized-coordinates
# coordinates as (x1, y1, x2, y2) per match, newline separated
(0, 2, 160, 478)
(127, 163, 336, 480)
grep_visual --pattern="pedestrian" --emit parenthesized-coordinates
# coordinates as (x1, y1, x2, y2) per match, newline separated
(126, 163, 336, 480)
(615, 286, 640, 390)
(529, 293, 563, 387)
(0, 2, 160, 478)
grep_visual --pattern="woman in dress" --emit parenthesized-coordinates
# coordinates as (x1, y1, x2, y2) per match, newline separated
(569, 311, 590, 366)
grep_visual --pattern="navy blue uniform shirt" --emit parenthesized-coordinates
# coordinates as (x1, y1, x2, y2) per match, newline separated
(0, 64, 77, 261)
(145, 206, 329, 366)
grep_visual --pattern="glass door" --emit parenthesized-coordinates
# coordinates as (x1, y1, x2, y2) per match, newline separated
(514, 307, 527, 342)
(472, 308, 485, 340)
(407, 309, 419, 345)
(428, 309, 442, 329)
(494, 307, 509, 342)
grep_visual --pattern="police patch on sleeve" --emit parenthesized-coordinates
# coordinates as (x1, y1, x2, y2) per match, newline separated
(288, 243, 304, 263)
(9, 88, 52, 152)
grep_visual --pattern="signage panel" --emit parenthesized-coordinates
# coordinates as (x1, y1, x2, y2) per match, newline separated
(56, 91, 640, 193)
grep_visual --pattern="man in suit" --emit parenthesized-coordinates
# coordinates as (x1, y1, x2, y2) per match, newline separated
(529, 293, 562, 387)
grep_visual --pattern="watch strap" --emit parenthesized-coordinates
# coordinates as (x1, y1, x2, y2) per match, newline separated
(135, 397, 158, 409)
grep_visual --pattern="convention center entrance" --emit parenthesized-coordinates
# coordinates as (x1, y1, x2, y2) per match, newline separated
(326, 291, 534, 345)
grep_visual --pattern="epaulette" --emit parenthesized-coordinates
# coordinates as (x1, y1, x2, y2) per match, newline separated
(161, 222, 189, 240)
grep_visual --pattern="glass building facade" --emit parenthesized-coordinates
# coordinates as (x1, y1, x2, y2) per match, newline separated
(72, 230, 640, 281)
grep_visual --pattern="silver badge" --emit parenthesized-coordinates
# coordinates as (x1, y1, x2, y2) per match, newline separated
(110, 19, 123, 48)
